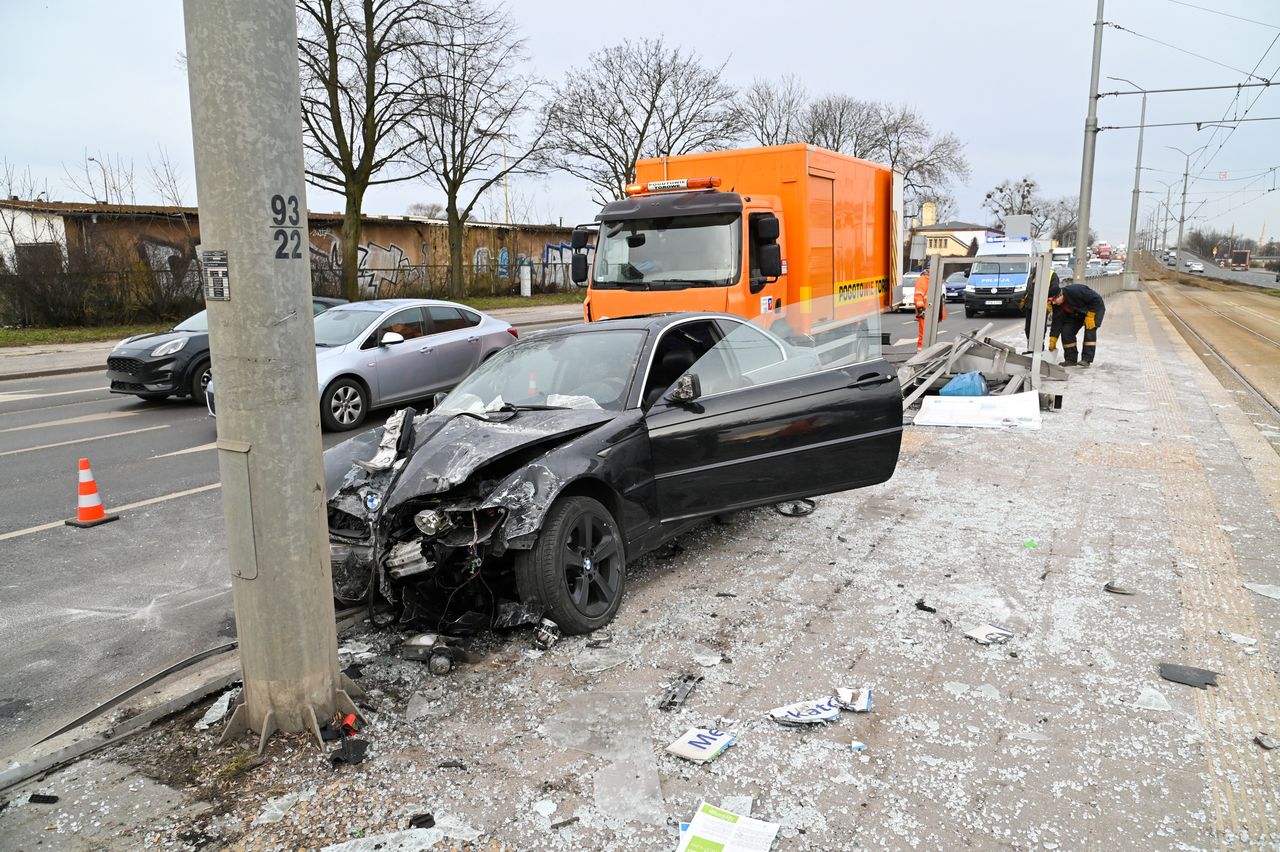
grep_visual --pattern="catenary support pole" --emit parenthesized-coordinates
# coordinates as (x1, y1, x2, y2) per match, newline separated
(922, 252, 943, 351)
(1073, 0, 1106, 283)
(1123, 92, 1146, 286)
(183, 0, 358, 753)
(1028, 252, 1053, 389)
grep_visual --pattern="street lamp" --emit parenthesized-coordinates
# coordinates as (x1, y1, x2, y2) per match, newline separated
(1107, 76, 1146, 282)
(87, 156, 109, 204)
(1166, 144, 1208, 271)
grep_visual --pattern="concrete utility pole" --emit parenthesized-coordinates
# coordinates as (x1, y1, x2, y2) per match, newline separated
(183, 0, 359, 752)
(1073, 0, 1106, 283)
(1168, 145, 1205, 275)
(1116, 83, 1146, 287)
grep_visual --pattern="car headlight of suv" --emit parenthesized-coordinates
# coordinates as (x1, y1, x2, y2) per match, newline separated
(150, 338, 189, 357)
(964, 284, 976, 293)
(1013, 283, 1027, 293)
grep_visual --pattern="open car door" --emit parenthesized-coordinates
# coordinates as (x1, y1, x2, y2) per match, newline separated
(644, 302, 902, 523)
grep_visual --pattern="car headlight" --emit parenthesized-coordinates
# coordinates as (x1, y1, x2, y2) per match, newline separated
(150, 338, 188, 357)
(1013, 283, 1027, 292)
(964, 285, 976, 293)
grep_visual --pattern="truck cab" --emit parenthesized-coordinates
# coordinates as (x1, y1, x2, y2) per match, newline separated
(579, 178, 788, 324)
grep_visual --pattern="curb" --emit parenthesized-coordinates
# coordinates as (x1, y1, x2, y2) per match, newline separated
(0, 363, 106, 382)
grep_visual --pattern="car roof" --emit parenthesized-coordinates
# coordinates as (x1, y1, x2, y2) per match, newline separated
(326, 298, 483, 313)
(532, 312, 742, 337)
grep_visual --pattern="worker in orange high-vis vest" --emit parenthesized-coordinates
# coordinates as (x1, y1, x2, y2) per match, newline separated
(913, 268, 946, 351)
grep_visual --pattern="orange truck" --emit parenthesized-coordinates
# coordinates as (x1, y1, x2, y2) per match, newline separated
(571, 143, 903, 335)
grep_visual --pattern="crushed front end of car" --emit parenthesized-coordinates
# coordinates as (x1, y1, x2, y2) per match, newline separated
(324, 405, 615, 633)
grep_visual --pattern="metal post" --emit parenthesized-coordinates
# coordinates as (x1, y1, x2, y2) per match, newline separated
(1123, 92, 1146, 288)
(1176, 155, 1190, 274)
(183, 0, 358, 753)
(921, 252, 943, 351)
(1027, 252, 1053, 389)
(1072, 0, 1106, 283)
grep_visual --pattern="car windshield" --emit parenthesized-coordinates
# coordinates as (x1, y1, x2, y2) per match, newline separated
(437, 330, 646, 413)
(971, 262, 1029, 275)
(315, 309, 382, 347)
(174, 310, 208, 332)
(592, 212, 741, 289)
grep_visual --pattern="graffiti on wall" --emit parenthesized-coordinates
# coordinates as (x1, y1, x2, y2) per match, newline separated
(308, 227, 425, 294)
(139, 238, 202, 296)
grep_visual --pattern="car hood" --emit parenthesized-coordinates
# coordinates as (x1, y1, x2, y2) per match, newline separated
(111, 329, 205, 355)
(324, 407, 616, 509)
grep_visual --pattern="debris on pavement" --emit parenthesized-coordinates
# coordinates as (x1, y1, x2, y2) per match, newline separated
(677, 802, 780, 852)
(1023, 539, 1037, 549)
(658, 673, 704, 711)
(551, 816, 580, 830)
(341, 664, 363, 679)
(836, 686, 872, 712)
(408, 813, 435, 828)
(666, 727, 736, 763)
(692, 645, 724, 667)
(338, 641, 376, 666)
(964, 623, 1014, 645)
(437, 759, 466, 770)
(27, 793, 59, 805)
(1220, 631, 1256, 646)
(720, 796, 754, 816)
(1104, 581, 1137, 595)
(914, 598, 937, 613)
(193, 687, 239, 731)
(534, 618, 560, 650)
(532, 800, 556, 818)
(769, 696, 842, 726)
(1134, 688, 1172, 712)
(850, 740, 868, 752)
(1256, 733, 1278, 750)
(775, 498, 816, 517)
(318, 814, 481, 851)
(913, 390, 1044, 430)
(1159, 663, 1220, 690)
(252, 789, 316, 826)
(330, 737, 369, 766)
(1243, 582, 1280, 600)
(571, 644, 631, 674)
(492, 601, 543, 629)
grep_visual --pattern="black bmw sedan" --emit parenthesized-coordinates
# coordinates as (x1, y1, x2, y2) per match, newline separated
(105, 297, 346, 402)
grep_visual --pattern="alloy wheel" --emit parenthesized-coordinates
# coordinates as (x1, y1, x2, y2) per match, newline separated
(331, 385, 363, 425)
(561, 510, 621, 618)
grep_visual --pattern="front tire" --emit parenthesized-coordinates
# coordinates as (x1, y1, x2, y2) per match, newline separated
(964, 306, 978, 318)
(321, 378, 368, 431)
(515, 495, 625, 635)
(188, 359, 212, 403)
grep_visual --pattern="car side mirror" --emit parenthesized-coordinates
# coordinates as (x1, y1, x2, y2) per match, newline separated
(571, 228, 590, 250)
(571, 253, 589, 286)
(666, 373, 702, 404)
(754, 213, 780, 242)
(380, 331, 405, 346)
(758, 243, 782, 279)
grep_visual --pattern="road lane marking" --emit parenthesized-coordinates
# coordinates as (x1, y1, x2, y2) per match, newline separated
(0, 424, 170, 458)
(151, 441, 217, 459)
(0, 482, 221, 542)
(0, 410, 136, 433)
(0, 387, 105, 404)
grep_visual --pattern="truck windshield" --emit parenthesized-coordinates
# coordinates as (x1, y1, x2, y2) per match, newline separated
(971, 262, 1029, 275)
(592, 212, 741, 289)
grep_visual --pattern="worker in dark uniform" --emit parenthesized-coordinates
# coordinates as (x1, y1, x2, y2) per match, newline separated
(1019, 268, 1061, 347)
(1050, 283, 1106, 366)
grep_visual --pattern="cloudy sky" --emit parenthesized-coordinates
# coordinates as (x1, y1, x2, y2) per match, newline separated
(3, 0, 1277, 245)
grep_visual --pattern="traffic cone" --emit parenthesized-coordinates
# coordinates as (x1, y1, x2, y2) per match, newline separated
(65, 457, 119, 528)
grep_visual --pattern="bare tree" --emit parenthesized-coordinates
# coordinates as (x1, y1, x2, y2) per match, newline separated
(546, 38, 739, 205)
(406, 201, 445, 218)
(297, 0, 440, 300)
(146, 145, 190, 208)
(737, 75, 807, 147)
(982, 176, 1051, 235)
(63, 151, 136, 205)
(871, 103, 969, 205)
(1042, 195, 1093, 245)
(800, 95, 879, 158)
(409, 1, 548, 298)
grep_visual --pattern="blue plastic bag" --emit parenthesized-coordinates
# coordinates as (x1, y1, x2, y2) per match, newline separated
(940, 371, 989, 396)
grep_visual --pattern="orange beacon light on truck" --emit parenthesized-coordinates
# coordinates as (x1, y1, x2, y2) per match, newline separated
(624, 176, 722, 195)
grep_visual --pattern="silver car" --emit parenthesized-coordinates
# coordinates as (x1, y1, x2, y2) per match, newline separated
(208, 299, 517, 431)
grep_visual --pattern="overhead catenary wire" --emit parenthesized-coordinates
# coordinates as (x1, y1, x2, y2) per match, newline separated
(1163, 0, 1280, 31)
(1105, 22, 1273, 83)
(1191, 35, 1280, 174)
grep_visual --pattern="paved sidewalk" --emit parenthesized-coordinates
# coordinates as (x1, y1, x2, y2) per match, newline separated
(0, 303, 585, 381)
(2, 289, 1277, 849)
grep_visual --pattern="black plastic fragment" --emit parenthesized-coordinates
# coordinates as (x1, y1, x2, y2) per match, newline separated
(28, 793, 59, 804)
(319, 722, 343, 742)
(1103, 582, 1136, 595)
(341, 664, 364, 680)
(914, 599, 937, 614)
(1159, 663, 1220, 689)
(331, 738, 369, 765)
(409, 813, 436, 828)
(775, 499, 816, 517)
(658, 673, 704, 711)
(437, 759, 467, 770)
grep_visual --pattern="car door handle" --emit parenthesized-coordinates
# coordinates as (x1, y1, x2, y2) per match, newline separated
(467, 335, 479, 343)
(419, 346, 433, 354)
(848, 372, 893, 389)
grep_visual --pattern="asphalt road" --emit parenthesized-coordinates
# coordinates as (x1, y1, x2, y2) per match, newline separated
(0, 303, 1020, 760)
(1166, 251, 1279, 290)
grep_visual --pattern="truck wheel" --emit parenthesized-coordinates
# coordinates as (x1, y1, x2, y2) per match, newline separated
(515, 496, 625, 635)
(965, 306, 977, 318)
